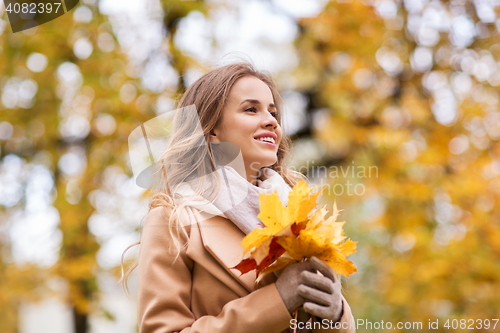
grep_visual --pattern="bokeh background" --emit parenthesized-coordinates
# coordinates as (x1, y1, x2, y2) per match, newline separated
(1, 0, 500, 332)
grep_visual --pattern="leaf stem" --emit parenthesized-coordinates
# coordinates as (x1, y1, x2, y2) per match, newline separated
(293, 308, 298, 333)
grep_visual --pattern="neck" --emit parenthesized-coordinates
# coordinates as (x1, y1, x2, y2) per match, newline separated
(247, 170, 259, 186)
(245, 163, 261, 186)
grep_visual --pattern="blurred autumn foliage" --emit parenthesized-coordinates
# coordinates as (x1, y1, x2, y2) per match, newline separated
(291, 1, 500, 330)
(1, 0, 208, 332)
(1, 0, 500, 332)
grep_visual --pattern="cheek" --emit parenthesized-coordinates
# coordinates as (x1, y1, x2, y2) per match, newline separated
(238, 123, 257, 140)
(227, 126, 252, 147)
(277, 127, 283, 144)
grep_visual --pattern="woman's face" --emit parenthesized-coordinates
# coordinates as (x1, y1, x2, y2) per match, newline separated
(210, 76, 282, 175)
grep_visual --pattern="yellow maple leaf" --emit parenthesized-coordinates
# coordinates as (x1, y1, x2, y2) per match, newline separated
(287, 180, 323, 224)
(317, 245, 358, 277)
(241, 179, 321, 253)
(237, 180, 358, 278)
(338, 238, 358, 256)
(277, 201, 358, 277)
(277, 229, 326, 260)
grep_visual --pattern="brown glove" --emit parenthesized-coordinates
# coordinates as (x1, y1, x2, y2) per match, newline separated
(275, 260, 317, 313)
(299, 257, 343, 323)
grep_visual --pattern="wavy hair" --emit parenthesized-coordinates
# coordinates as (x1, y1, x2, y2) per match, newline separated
(119, 61, 307, 296)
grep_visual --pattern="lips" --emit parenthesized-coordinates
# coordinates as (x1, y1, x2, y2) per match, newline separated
(255, 136, 276, 145)
(254, 132, 277, 147)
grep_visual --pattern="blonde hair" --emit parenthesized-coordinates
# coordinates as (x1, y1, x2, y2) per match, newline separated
(119, 61, 306, 295)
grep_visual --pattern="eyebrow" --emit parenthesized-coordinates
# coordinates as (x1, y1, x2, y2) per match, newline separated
(239, 99, 276, 109)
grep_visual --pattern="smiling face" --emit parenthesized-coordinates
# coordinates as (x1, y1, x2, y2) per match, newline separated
(210, 75, 282, 182)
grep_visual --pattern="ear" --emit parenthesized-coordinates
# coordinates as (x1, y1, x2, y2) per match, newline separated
(209, 129, 220, 143)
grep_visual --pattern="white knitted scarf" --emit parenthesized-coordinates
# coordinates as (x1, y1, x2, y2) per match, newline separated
(173, 166, 293, 234)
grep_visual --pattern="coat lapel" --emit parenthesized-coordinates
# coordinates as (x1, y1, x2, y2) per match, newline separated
(191, 208, 257, 293)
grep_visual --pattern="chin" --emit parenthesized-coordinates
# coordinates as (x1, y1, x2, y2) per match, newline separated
(245, 154, 278, 170)
(261, 158, 278, 168)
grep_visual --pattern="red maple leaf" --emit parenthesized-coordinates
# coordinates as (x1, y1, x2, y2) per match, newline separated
(234, 258, 257, 274)
(234, 237, 287, 276)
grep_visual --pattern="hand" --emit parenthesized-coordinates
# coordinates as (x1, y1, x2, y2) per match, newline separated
(299, 257, 343, 323)
(275, 260, 317, 313)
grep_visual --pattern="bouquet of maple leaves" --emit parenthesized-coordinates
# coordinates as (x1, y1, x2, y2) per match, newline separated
(235, 180, 358, 281)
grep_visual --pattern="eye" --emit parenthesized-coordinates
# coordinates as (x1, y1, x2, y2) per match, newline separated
(269, 111, 278, 119)
(245, 106, 258, 113)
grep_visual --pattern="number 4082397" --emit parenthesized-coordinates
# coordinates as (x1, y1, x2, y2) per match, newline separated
(444, 319, 499, 330)
(5, 2, 62, 14)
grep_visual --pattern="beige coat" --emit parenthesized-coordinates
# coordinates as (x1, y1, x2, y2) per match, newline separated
(137, 205, 356, 333)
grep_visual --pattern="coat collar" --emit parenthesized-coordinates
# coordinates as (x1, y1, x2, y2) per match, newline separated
(191, 208, 258, 293)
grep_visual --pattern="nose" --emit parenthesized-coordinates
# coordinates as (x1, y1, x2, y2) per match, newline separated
(261, 111, 278, 129)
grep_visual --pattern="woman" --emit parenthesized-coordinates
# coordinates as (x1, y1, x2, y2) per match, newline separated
(121, 62, 356, 333)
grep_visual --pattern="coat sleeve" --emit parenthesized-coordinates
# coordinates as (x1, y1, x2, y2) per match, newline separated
(137, 206, 293, 333)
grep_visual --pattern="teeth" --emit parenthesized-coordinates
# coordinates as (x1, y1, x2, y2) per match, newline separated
(256, 136, 275, 144)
